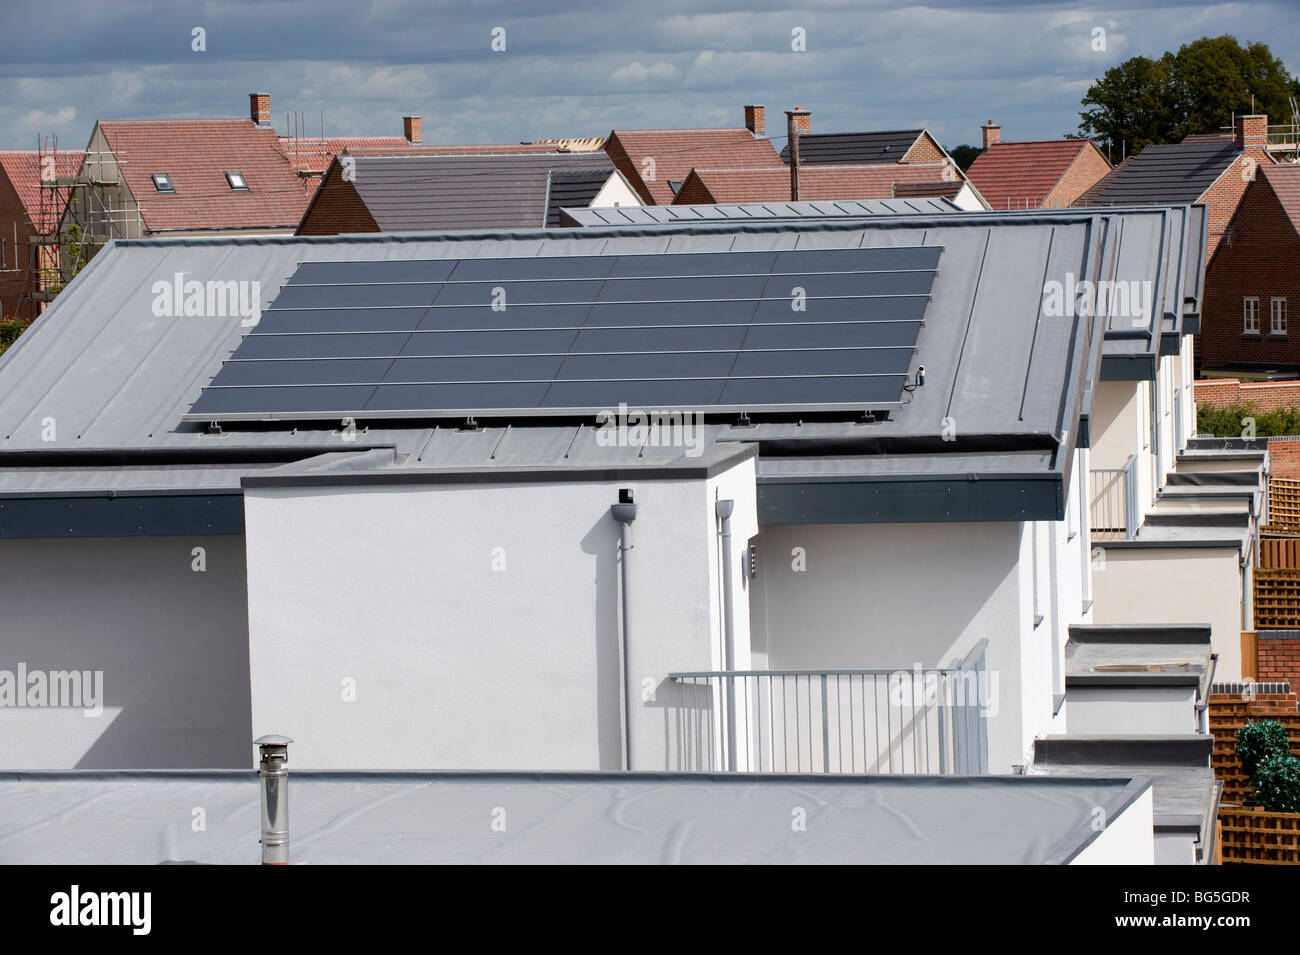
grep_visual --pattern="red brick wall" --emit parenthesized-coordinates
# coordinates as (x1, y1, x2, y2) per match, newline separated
(1196, 378, 1300, 411)
(1044, 145, 1111, 209)
(603, 134, 655, 205)
(901, 132, 945, 164)
(672, 172, 717, 205)
(0, 172, 37, 322)
(1259, 634, 1300, 686)
(1203, 149, 1273, 258)
(1268, 440, 1300, 478)
(1202, 172, 1300, 373)
(295, 163, 380, 236)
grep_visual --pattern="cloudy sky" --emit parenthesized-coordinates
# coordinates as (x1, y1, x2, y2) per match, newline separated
(1, 0, 1297, 153)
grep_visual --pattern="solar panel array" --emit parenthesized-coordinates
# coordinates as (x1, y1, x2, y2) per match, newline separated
(186, 246, 941, 421)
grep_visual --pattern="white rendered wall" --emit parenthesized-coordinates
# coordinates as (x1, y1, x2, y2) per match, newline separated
(750, 503, 1086, 774)
(1091, 379, 1156, 519)
(244, 461, 757, 771)
(0, 535, 252, 768)
(1090, 546, 1242, 680)
(1069, 785, 1156, 864)
(591, 172, 644, 209)
(1066, 686, 1200, 735)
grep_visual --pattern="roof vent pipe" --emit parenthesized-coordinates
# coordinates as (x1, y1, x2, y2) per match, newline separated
(255, 735, 292, 865)
(716, 499, 737, 771)
(611, 490, 637, 770)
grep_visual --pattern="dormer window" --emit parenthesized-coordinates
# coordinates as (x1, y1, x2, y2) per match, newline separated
(151, 173, 175, 194)
(668, 179, 683, 195)
(225, 171, 249, 191)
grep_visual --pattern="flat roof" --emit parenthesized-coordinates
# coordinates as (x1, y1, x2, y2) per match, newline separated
(0, 770, 1149, 864)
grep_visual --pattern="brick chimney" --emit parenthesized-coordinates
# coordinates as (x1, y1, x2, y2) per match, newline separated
(250, 93, 271, 127)
(403, 115, 422, 144)
(744, 105, 765, 135)
(791, 107, 811, 135)
(1235, 114, 1268, 151)
(981, 120, 1000, 150)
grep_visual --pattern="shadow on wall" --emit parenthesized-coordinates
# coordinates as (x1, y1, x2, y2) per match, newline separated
(0, 536, 253, 769)
(580, 513, 623, 770)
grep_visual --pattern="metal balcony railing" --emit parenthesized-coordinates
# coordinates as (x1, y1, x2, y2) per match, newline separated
(1090, 455, 1138, 540)
(666, 642, 989, 775)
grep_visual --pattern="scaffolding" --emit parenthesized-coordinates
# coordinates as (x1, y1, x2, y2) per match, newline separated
(1267, 97, 1300, 163)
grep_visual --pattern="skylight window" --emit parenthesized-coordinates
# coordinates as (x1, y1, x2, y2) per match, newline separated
(225, 171, 249, 191)
(150, 173, 175, 194)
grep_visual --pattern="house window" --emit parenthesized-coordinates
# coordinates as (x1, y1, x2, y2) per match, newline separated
(225, 171, 249, 191)
(1272, 297, 1287, 336)
(150, 173, 175, 194)
(667, 179, 683, 195)
(1243, 297, 1260, 334)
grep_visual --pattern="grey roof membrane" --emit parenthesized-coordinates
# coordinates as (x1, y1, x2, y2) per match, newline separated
(0, 770, 1149, 864)
(561, 197, 959, 227)
(779, 130, 925, 165)
(1086, 139, 1242, 206)
(1030, 739, 1216, 835)
(1066, 626, 1215, 699)
(337, 152, 616, 232)
(0, 208, 1196, 495)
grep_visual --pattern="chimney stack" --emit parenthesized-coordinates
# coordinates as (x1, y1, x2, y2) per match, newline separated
(403, 115, 422, 144)
(744, 105, 765, 135)
(786, 109, 811, 201)
(981, 120, 1000, 150)
(1235, 114, 1268, 152)
(250, 93, 271, 127)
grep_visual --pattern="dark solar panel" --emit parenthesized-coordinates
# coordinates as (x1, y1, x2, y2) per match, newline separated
(186, 246, 940, 420)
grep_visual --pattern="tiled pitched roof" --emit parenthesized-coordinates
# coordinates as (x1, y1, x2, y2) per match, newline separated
(324, 152, 616, 231)
(1073, 156, 1132, 206)
(893, 180, 963, 199)
(674, 162, 956, 204)
(966, 140, 1101, 210)
(279, 136, 412, 175)
(99, 119, 311, 232)
(545, 169, 612, 226)
(1082, 138, 1242, 206)
(341, 142, 564, 157)
(0, 151, 84, 233)
(1259, 164, 1300, 239)
(779, 130, 924, 165)
(606, 128, 783, 204)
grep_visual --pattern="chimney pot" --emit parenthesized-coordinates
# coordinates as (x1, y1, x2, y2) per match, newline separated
(981, 120, 1001, 150)
(403, 115, 422, 144)
(250, 93, 271, 127)
(744, 105, 765, 135)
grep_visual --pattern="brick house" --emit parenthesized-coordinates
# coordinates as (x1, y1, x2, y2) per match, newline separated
(58, 93, 315, 278)
(965, 121, 1111, 210)
(0, 150, 82, 321)
(1075, 115, 1276, 257)
(671, 161, 985, 209)
(1198, 165, 1300, 377)
(297, 151, 640, 234)
(604, 107, 784, 205)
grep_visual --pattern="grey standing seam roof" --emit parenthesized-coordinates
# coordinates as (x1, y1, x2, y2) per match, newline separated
(0, 208, 1196, 517)
(560, 196, 959, 226)
(0, 770, 1151, 864)
(779, 130, 925, 165)
(335, 152, 616, 232)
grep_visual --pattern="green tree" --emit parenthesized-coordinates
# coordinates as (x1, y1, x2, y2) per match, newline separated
(946, 144, 983, 172)
(1078, 36, 1299, 156)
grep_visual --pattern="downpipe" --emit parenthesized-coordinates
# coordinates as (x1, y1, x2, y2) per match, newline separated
(611, 490, 637, 771)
